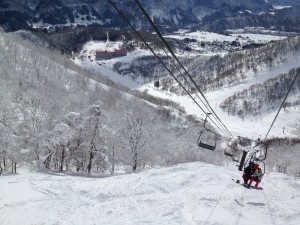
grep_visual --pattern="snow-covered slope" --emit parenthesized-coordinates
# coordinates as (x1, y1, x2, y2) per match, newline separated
(1, 162, 299, 225)
(74, 34, 300, 139)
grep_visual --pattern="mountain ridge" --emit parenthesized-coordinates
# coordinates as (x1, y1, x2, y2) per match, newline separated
(1, 0, 300, 33)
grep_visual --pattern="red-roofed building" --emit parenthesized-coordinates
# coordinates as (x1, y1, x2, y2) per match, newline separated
(95, 50, 114, 60)
(96, 49, 127, 60)
(114, 49, 128, 57)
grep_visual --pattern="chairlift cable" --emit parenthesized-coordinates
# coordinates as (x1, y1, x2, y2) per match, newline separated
(132, 0, 235, 140)
(120, 0, 234, 139)
(124, 0, 234, 139)
(264, 69, 300, 141)
(108, 0, 230, 137)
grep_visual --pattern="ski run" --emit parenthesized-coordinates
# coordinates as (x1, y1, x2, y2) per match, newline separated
(1, 162, 300, 225)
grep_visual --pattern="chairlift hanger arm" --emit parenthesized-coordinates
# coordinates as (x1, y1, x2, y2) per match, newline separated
(203, 113, 213, 132)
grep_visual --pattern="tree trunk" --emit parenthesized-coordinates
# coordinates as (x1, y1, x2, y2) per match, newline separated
(132, 152, 138, 171)
(81, 162, 84, 172)
(111, 147, 115, 175)
(35, 144, 40, 168)
(65, 161, 69, 172)
(86, 148, 94, 174)
(59, 148, 65, 172)
(86, 109, 100, 175)
(76, 160, 80, 172)
(0, 163, 3, 176)
(44, 155, 51, 169)
(11, 161, 17, 173)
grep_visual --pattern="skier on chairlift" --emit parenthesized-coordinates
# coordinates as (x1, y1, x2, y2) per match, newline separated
(242, 161, 256, 186)
(248, 167, 264, 189)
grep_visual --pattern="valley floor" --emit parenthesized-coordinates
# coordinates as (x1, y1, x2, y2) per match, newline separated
(1, 162, 300, 225)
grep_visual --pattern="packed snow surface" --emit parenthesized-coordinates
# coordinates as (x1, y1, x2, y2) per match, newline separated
(1, 162, 300, 225)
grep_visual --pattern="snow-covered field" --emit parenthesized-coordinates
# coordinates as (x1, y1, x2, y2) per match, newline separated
(1, 162, 300, 225)
(165, 30, 286, 44)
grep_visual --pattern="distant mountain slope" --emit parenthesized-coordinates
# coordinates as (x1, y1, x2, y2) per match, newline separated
(1, 0, 300, 32)
(220, 68, 300, 117)
(269, 0, 300, 6)
(186, 36, 300, 118)
(189, 36, 300, 92)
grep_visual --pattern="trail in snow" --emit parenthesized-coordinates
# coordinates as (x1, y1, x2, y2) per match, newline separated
(0, 162, 300, 225)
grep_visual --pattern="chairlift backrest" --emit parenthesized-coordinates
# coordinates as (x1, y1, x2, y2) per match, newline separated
(224, 138, 241, 162)
(232, 155, 240, 162)
(235, 136, 268, 172)
(224, 138, 238, 157)
(197, 113, 217, 151)
(254, 142, 268, 161)
(238, 136, 252, 147)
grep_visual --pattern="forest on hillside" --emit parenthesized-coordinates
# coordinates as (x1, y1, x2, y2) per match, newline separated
(0, 31, 225, 176)
(1, 30, 300, 178)
(109, 35, 300, 105)
(220, 68, 300, 118)
(185, 36, 300, 92)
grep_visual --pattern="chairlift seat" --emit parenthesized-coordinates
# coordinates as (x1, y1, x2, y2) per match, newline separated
(232, 156, 240, 162)
(196, 113, 217, 151)
(224, 152, 234, 157)
(224, 138, 239, 160)
(198, 142, 216, 151)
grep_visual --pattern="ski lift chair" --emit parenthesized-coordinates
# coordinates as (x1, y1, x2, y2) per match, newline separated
(236, 136, 257, 171)
(250, 142, 268, 174)
(224, 138, 240, 162)
(238, 136, 252, 148)
(232, 152, 240, 162)
(224, 138, 235, 157)
(252, 141, 268, 161)
(238, 138, 268, 172)
(197, 113, 217, 151)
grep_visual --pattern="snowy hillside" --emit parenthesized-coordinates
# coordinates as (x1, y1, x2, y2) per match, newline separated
(3, 0, 300, 33)
(1, 162, 300, 225)
(74, 32, 300, 139)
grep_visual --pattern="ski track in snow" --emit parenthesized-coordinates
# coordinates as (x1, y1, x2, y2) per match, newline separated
(1, 163, 300, 225)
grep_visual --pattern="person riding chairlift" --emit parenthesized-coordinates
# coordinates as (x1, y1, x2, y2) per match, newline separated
(248, 167, 264, 189)
(242, 161, 256, 185)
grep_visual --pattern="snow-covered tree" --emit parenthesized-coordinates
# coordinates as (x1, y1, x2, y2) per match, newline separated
(291, 117, 300, 137)
(118, 100, 152, 171)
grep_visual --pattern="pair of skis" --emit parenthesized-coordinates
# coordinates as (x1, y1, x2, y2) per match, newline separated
(235, 179, 263, 190)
